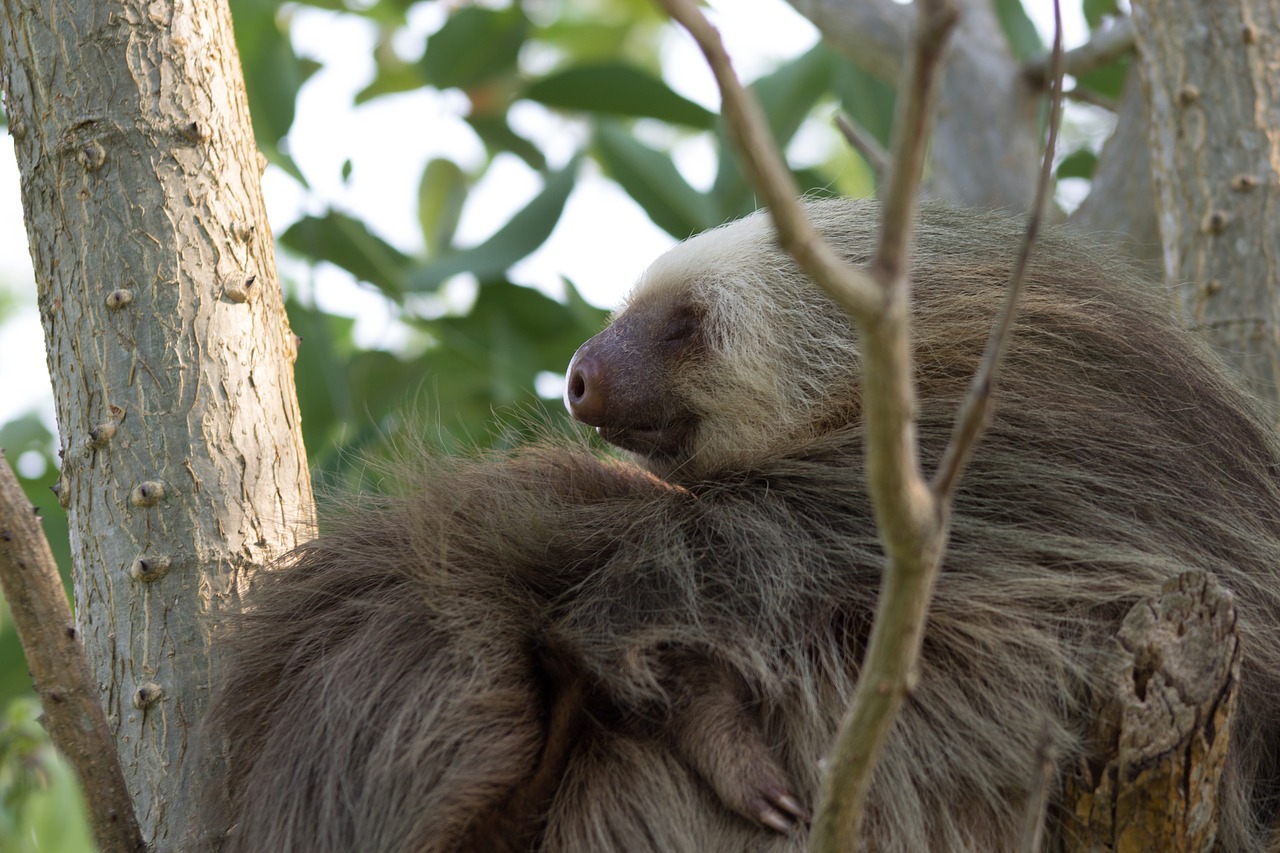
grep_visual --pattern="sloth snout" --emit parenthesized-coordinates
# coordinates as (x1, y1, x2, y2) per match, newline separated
(565, 350, 607, 425)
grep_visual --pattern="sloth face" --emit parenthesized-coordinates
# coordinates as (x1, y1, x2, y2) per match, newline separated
(566, 208, 860, 481)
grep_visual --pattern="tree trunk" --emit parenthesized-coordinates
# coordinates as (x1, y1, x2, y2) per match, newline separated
(0, 0, 317, 846)
(1131, 0, 1280, 417)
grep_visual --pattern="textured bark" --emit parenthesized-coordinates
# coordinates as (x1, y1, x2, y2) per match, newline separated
(1064, 572, 1239, 853)
(0, 0, 317, 847)
(788, 0, 1040, 210)
(1131, 0, 1280, 416)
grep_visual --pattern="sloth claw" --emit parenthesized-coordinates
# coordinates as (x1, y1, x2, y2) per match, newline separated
(746, 776, 810, 833)
(756, 806, 795, 833)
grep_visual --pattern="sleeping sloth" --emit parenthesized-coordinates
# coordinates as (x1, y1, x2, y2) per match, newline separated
(206, 199, 1280, 852)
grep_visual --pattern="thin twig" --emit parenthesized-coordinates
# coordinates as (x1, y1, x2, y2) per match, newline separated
(932, 0, 1065, 500)
(655, 0, 882, 322)
(808, 1, 959, 849)
(1024, 16, 1133, 87)
(874, 0, 959, 282)
(1064, 86, 1118, 112)
(657, 2, 961, 850)
(835, 113, 890, 181)
(0, 451, 144, 852)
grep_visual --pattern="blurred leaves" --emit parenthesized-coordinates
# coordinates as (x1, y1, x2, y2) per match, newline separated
(228, 0, 317, 181)
(525, 63, 715, 128)
(0, 698, 94, 853)
(422, 5, 528, 91)
(993, 0, 1044, 60)
(1057, 149, 1099, 180)
(409, 159, 579, 291)
(282, 211, 414, 296)
(593, 122, 715, 239)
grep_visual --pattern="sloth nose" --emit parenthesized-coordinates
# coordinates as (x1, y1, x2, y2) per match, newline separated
(565, 349, 608, 426)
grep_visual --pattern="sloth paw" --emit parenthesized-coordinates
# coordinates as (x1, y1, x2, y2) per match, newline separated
(740, 767, 811, 833)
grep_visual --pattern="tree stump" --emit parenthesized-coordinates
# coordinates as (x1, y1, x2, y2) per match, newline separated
(1064, 570, 1240, 852)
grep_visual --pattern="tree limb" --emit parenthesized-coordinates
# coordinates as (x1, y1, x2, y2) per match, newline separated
(1130, 0, 1280, 414)
(789, 0, 1041, 210)
(933, 2, 1065, 499)
(835, 113, 890, 183)
(657, 2, 958, 848)
(0, 452, 144, 852)
(1025, 17, 1134, 87)
(1068, 71, 1162, 272)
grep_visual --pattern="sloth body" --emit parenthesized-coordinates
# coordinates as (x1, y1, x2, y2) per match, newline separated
(208, 199, 1280, 851)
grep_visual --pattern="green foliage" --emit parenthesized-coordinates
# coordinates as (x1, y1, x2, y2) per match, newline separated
(525, 62, 715, 128)
(0, 698, 94, 853)
(421, 5, 528, 91)
(993, 0, 1044, 60)
(593, 121, 716, 239)
(0, 416, 70, 706)
(1057, 148, 1099, 180)
(228, 0, 318, 182)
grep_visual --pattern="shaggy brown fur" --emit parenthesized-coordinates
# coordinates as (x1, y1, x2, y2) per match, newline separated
(205, 199, 1280, 852)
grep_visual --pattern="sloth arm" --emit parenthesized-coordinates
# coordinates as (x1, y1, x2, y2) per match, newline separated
(535, 464, 837, 833)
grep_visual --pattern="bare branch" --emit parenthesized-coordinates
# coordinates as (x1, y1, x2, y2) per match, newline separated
(655, 0, 881, 321)
(835, 113, 890, 182)
(932, 0, 1065, 499)
(0, 452, 144, 852)
(874, 0, 960, 281)
(1063, 86, 1118, 111)
(1025, 17, 1134, 86)
(786, 0, 912, 82)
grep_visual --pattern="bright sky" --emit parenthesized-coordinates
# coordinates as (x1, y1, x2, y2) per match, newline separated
(0, 0, 1086, 474)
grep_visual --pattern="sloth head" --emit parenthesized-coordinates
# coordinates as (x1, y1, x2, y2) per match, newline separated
(565, 202, 865, 480)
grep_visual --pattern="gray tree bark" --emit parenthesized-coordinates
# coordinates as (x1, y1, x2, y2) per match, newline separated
(1131, 0, 1280, 416)
(788, 0, 1040, 210)
(0, 0, 317, 847)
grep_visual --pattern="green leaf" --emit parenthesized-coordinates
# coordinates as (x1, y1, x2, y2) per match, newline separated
(467, 115, 548, 171)
(534, 19, 640, 63)
(712, 43, 834, 219)
(752, 43, 834, 148)
(408, 161, 579, 292)
(418, 159, 468, 257)
(594, 121, 716, 239)
(356, 56, 429, 104)
(1057, 149, 1099, 181)
(1076, 57, 1130, 101)
(286, 300, 357, 459)
(230, 0, 316, 182)
(1083, 0, 1121, 29)
(525, 63, 715, 129)
(993, 0, 1044, 61)
(281, 212, 413, 296)
(422, 5, 528, 91)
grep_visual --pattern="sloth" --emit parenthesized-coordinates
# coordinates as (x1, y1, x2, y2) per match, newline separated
(205, 198, 1280, 852)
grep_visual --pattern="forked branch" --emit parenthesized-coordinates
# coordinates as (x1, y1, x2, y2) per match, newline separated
(656, 0, 1065, 849)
